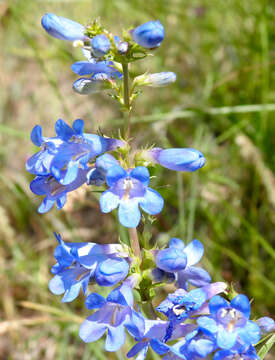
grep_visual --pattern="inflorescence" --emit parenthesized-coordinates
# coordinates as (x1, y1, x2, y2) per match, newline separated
(25, 13, 274, 360)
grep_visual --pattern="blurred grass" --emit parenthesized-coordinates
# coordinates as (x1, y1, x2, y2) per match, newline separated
(1, 0, 275, 358)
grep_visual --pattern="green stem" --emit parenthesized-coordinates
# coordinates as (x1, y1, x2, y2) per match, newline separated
(141, 301, 157, 320)
(122, 62, 131, 139)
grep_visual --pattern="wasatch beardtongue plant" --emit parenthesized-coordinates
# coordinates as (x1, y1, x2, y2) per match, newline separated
(25, 13, 274, 360)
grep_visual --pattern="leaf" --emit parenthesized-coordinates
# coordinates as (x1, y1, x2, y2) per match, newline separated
(258, 333, 275, 359)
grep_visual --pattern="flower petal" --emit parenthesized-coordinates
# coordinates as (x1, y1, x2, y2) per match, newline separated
(197, 316, 218, 334)
(55, 119, 74, 140)
(106, 165, 127, 187)
(230, 294, 250, 319)
(105, 325, 126, 352)
(79, 317, 107, 343)
(139, 188, 164, 215)
(209, 295, 229, 315)
(118, 200, 141, 228)
(177, 266, 211, 289)
(184, 239, 204, 266)
(48, 275, 65, 295)
(100, 190, 120, 213)
(213, 350, 233, 360)
(61, 282, 82, 302)
(150, 339, 170, 355)
(130, 166, 150, 186)
(85, 293, 106, 310)
(127, 342, 147, 358)
(31, 125, 43, 146)
(169, 237, 185, 250)
(238, 321, 261, 345)
(38, 198, 55, 213)
(217, 328, 238, 349)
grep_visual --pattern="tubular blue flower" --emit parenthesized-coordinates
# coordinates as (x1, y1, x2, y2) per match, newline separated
(256, 316, 275, 334)
(154, 238, 211, 290)
(41, 13, 87, 41)
(79, 277, 136, 351)
(213, 344, 259, 360)
(156, 283, 227, 342)
(30, 168, 89, 213)
(26, 119, 123, 185)
(147, 147, 206, 172)
(91, 34, 111, 57)
(131, 21, 165, 49)
(197, 295, 261, 350)
(126, 311, 195, 360)
(71, 60, 122, 80)
(99, 165, 164, 228)
(49, 233, 129, 302)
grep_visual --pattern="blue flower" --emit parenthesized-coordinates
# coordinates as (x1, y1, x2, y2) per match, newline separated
(256, 316, 275, 334)
(156, 283, 227, 342)
(154, 238, 211, 289)
(71, 60, 122, 80)
(197, 295, 261, 350)
(131, 21, 165, 49)
(160, 329, 216, 360)
(148, 148, 205, 172)
(26, 119, 122, 185)
(126, 311, 195, 360)
(213, 344, 259, 360)
(49, 233, 129, 302)
(99, 165, 164, 228)
(30, 168, 89, 213)
(79, 277, 136, 351)
(41, 13, 87, 41)
(91, 34, 111, 57)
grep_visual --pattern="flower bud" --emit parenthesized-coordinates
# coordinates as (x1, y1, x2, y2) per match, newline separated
(95, 258, 129, 286)
(131, 20, 164, 49)
(41, 13, 86, 41)
(256, 317, 275, 334)
(155, 247, 187, 272)
(148, 148, 206, 172)
(72, 78, 107, 95)
(91, 34, 111, 57)
(117, 41, 129, 54)
(135, 72, 176, 87)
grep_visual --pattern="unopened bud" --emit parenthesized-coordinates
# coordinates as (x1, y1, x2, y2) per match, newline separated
(135, 72, 176, 87)
(117, 41, 129, 54)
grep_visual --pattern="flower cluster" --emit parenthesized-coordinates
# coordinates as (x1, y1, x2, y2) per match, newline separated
(25, 13, 274, 360)
(41, 13, 175, 96)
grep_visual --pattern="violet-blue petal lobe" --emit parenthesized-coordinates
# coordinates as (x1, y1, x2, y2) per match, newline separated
(140, 188, 164, 215)
(230, 294, 250, 319)
(184, 239, 204, 266)
(118, 200, 141, 228)
(209, 295, 229, 315)
(105, 325, 126, 352)
(79, 318, 107, 343)
(85, 293, 107, 309)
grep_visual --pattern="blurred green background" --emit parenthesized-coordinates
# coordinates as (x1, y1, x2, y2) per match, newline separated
(1, 0, 275, 359)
